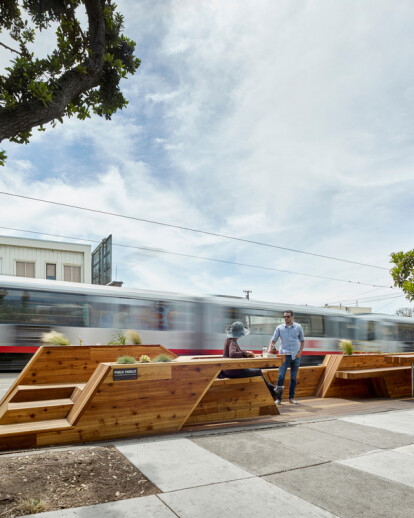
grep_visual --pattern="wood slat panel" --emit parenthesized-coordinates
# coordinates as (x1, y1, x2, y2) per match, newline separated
(5, 345, 177, 387)
(385, 354, 414, 365)
(185, 377, 278, 426)
(264, 366, 325, 397)
(0, 434, 36, 451)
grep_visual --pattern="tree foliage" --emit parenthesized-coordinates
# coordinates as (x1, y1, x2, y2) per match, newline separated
(395, 307, 413, 318)
(390, 249, 414, 302)
(0, 0, 140, 162)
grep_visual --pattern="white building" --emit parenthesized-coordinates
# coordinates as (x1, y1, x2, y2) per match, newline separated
(0, 235, 91, 283)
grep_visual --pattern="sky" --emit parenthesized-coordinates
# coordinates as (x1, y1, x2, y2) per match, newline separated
(0, 0, 413, 314)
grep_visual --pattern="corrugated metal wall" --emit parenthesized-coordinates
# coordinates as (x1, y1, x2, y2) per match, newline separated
(0, 244, 86, 282)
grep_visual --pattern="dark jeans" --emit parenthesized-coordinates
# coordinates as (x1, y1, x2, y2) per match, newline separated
(223, 368, 275, 396)
(277, 355, 301, 400)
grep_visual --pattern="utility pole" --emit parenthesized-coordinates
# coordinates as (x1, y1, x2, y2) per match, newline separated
(243, 290, 252, 300)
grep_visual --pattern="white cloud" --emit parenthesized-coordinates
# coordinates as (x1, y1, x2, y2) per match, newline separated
(1, 0, 413, 314)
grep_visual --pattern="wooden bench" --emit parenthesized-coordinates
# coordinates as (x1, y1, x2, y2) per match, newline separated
(335, 366, 412, 397)
(316, 354, 413, 398)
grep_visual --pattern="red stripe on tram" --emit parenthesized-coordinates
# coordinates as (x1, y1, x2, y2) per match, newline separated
(0, 346, 40, 353)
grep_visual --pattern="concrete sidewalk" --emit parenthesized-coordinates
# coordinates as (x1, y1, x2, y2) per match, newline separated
(11, 403, 413, 518)
(1, 373, 412, 518)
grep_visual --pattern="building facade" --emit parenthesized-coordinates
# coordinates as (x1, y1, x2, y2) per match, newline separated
(0, 235, 91, 283)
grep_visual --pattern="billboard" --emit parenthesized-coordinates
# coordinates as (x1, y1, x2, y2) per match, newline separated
(92, 235, 112, 285)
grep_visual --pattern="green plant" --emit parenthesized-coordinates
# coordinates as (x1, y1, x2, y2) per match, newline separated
(41, 330, 70, 345)
(125, 330, 142, 344)
(153, 354, 173, 363)
(17, 497, 48, 515)
(116, 355, 137, 364)
(139, 354, 151, 363)
(338, 339, 355, 355)
(107, 330, 127, 345)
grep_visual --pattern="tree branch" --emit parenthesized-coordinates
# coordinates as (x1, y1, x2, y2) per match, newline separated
(0, 41, 22, 55)
(0, 0, 108, 143)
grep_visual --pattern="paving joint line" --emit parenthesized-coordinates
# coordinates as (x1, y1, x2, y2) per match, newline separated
(258, 459, 331, 477)
(155, 494, 180, 517)
(158, 474, 257, 494)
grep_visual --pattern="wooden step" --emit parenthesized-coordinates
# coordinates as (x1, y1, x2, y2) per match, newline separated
(0, 399, 74, 425)
(0, 419, 73, 437)
(10, 384, 86, 403)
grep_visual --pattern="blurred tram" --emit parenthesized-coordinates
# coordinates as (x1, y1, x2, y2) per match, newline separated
(0, 276, 413, 370)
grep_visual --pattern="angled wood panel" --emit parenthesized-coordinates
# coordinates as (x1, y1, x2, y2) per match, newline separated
(185, 377, 278, 426)
(315, 355, 343, 398)
(264, 366, 325, 398)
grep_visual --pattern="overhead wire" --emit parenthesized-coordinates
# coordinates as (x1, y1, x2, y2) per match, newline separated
(0, 225, 395, 289)
(0, 191, 389, 270)
(327, 293, 403, 305)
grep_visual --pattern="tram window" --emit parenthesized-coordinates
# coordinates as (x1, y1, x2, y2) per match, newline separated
(247, 313, 282, 335)
(211, 306, 245, 334)
(88, 296, 191, 331)
(294, 314, 312, 336)
(367, 321, 375, 341)
(89, 297, 121, 328)
(310, 315, 324, 337)
(342, 319, 357, 340)
(380, 323, 397, 341)
(398, 324, 414, 344)
(147, 301, 190, 331)
(0, 288, 88, 326)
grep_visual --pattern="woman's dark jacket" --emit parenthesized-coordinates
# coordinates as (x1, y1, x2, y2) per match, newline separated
(222, 337, 248, 377)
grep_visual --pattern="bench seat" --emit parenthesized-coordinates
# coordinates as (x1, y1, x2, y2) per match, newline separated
(335, 366, 410, 380)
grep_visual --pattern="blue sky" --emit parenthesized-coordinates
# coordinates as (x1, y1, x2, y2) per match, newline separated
(0, 0, 413, 314)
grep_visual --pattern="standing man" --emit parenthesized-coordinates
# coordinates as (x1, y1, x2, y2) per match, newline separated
(268, 310, 305, 405)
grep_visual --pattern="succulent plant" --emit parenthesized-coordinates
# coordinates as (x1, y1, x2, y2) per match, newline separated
(116, 355, 137, 364)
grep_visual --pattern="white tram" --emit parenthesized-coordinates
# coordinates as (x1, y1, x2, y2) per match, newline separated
(0, 276, 413, 370)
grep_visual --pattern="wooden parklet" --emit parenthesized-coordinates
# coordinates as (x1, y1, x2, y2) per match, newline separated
(0, 348, 412, 452)
(0, 346, 282, 451)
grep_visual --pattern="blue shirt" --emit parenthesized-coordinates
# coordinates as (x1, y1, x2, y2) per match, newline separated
(272, 322, 305, 357)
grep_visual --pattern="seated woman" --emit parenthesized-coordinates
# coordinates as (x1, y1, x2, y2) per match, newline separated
(221, 321, 283, 400)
